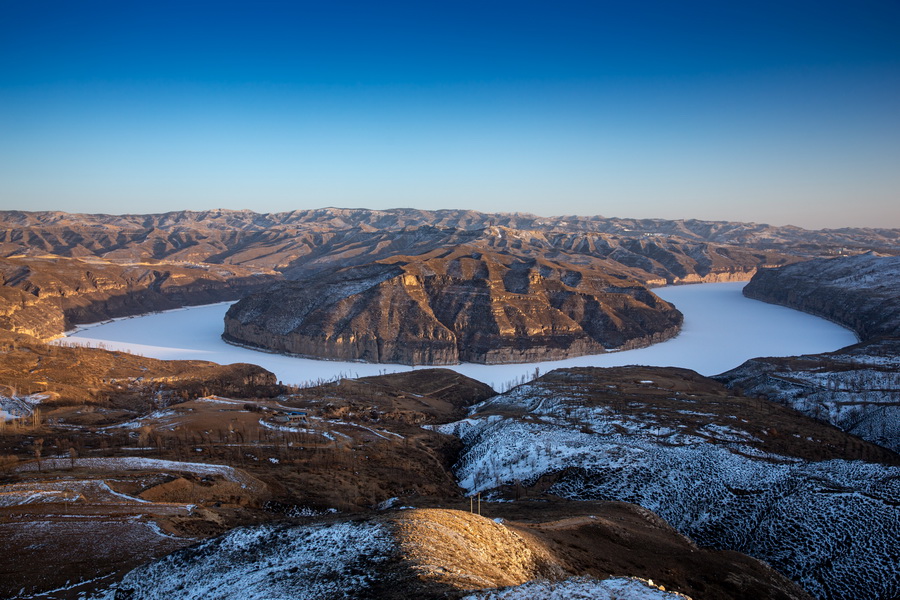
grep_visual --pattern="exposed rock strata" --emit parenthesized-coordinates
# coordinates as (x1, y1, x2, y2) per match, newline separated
(0, 255, 279, 340)
(223, 248, 683, 365)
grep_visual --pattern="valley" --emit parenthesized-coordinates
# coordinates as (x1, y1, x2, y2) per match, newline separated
(61, 281, 858, 389)
(0, 209, 897, 600)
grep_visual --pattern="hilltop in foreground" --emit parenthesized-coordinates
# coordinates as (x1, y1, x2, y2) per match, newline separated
(90, 507, 807, 600)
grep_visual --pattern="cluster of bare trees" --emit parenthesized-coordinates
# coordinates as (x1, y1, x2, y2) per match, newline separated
(0, 406, 41, 433)
(499, 367, 542, 392)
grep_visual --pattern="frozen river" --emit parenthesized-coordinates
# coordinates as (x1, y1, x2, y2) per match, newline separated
(61, 282, 858, 391)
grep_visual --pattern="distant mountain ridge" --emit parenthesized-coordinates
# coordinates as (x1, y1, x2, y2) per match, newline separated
(3, 207, 893, 350)
(3, 207, 898, 254)
(7, 208, 895, 295)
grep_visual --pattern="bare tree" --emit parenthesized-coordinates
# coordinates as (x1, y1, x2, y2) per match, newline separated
(138, 426, 152, 448)
(34, 438, 44, 471)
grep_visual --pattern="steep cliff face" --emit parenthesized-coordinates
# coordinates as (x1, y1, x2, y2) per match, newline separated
(0, 255, 280, 340)
(225, 263, 460, 365)
(223, 248, 683, 365)
(742, 254, 900, 341)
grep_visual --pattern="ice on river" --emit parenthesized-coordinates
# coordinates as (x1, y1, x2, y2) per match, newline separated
(60, 282, 858, 391)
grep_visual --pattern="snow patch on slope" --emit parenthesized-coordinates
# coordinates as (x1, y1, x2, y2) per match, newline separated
(462, 577, 690, 600)
(91, 521, 393, 600)
(15, 457, 263, 492)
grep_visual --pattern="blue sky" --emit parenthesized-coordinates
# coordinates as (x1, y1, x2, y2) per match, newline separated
(1, 0, 898, 228)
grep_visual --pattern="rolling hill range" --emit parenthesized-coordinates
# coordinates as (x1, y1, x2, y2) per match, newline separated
(1, 366, 814, 600)
(6, 208, 897, 288)
(3, 209, 898, 263)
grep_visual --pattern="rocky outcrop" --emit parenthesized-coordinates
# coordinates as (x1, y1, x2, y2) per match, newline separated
(0, 255, 280, 340)
(742, 253, 900, 341)
(223, 248, 683, 365)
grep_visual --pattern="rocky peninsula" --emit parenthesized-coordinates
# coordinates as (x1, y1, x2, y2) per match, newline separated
(223, 248, 683, 365)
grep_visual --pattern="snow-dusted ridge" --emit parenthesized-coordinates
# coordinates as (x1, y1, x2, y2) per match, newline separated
(462, 577, 690, 600)
(87, 507, 796, 600)
(444, 369, 900, 600)
(89, 520, 394, 600)
(716, 338, 900, 452)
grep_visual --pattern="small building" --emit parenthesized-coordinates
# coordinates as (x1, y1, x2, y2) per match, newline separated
(272, 411, 308, 425)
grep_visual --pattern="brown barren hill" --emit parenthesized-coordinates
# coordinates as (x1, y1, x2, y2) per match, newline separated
(222, 247, 683, 365)
(0, 254, 279, 340)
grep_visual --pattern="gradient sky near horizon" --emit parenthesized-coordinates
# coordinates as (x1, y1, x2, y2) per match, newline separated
(1, 1, 898, 229)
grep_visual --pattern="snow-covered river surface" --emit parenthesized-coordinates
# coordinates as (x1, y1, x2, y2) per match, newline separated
(60, 282, 857, 390)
